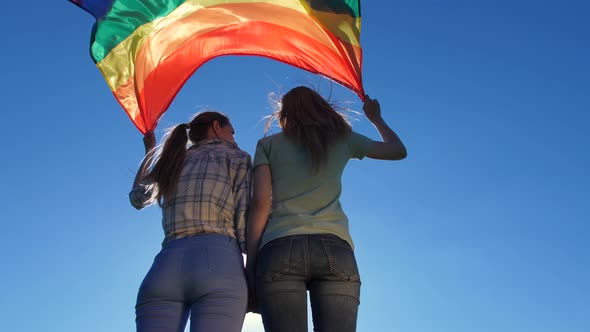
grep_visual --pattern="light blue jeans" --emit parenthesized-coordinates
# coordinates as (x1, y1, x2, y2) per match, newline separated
(135, 234, 247, 332)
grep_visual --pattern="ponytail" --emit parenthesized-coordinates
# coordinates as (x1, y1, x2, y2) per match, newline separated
(148, 123, 189, 205)
(146, 112, 230, 205)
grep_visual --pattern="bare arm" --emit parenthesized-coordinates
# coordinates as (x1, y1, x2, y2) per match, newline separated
(129, 132, 157, 210)
(363, 95, 407, 160)
(132, 131, 156, 188)
(245, 164, 272, 311)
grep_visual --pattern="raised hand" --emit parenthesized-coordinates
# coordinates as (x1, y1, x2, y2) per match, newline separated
(362, 95, 382, 123)
(143, 131, 156, 155)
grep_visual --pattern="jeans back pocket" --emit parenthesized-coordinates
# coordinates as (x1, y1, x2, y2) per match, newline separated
(257, 237, 293, 281)
(321, 238, 360, 282)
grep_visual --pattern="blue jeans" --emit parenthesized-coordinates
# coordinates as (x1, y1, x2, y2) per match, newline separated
(256, 234, 361, 332)
(135, 234, 247, 332)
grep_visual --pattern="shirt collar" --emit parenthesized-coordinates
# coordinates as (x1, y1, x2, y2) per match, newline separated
(191, 138, 239, 150)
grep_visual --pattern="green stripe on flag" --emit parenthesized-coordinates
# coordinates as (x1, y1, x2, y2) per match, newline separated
(91, 0, 185, 62)
(307, 0, 360, 18)
(90, 0, 361, 63)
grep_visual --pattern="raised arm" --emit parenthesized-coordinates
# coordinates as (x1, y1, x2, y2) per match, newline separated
(132, 131, 156, 188)
(129, 131, 157, 210)
(363, 95, 407, 160)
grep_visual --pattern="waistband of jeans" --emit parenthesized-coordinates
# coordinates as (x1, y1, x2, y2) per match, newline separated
(163, 232, 238, 248)
(264, 233, 348, 247)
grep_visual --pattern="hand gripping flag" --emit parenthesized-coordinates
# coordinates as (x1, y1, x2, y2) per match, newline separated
(70, 0, 364, 133)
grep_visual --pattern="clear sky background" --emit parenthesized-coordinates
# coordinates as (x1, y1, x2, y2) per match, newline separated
(0, 1, 588, 331)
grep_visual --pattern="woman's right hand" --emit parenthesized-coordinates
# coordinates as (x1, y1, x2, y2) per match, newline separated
(363, 95, 382, 123)
(362, 94, 408, 160)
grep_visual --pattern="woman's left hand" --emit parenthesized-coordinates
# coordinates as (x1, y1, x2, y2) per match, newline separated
(143, 131, 156, 155)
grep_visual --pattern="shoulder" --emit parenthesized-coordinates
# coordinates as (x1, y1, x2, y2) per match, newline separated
(233, 149, 252, 162)
(217, 142, 248, 156)
(216, 143, 251, 165)
(347, 131, 372, 144)
(258, 132, 283, 145)
(348, 130, 370, 139)
(253, 133, 286, 166)
(345, 131, 373, 159)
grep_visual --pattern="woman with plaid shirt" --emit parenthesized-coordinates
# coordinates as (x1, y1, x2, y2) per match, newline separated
(130, 112, 252, 332)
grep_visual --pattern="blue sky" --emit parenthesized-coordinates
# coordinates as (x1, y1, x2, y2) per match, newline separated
(0, 1, 588, 331)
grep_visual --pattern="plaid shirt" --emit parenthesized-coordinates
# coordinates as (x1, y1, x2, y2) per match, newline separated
(130, 139, 252, 252)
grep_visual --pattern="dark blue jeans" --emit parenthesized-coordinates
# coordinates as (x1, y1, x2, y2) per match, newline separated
(256, 234, 361, 332)
(135, 234, 247, 332)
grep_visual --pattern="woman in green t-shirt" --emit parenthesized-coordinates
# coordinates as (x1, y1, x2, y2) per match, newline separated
(246, 86, 407, 332)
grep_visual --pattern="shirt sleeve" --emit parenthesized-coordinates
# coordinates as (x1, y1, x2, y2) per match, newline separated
(253, 139, 270, 168)
(233, 153, 253, 254)
(348, 131, 373, 160)
(129, 182, 156, 210)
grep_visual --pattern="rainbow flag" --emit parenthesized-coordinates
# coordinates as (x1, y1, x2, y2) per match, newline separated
(70, 0, 363, 133)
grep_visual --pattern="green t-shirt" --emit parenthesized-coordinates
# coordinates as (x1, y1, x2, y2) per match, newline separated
(253, 131, 372, 250)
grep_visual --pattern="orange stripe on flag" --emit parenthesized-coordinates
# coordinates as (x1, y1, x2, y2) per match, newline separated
(115, 20, 362, 132)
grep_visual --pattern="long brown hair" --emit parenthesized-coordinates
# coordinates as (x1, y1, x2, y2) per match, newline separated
(147, 112, 230, 205)
(266, 86, 352, 171)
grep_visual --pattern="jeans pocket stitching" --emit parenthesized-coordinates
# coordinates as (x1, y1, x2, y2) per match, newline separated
(321, 239, 360, 282)
(270, 238, 292, 280)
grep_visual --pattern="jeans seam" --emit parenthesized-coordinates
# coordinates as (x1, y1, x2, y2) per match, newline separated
(304, 235, 310, 280)
(271, 238, 292, 280)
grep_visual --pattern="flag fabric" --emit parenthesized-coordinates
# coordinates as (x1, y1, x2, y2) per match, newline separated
(70, 0, 364, 133)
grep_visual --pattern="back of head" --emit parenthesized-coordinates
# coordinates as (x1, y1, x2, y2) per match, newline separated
(150, 111, 230, 205)
(187, 111, 230, 143)
(278, 86, 351, 171)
